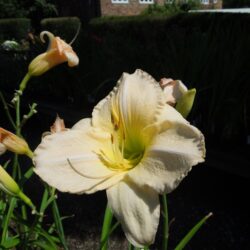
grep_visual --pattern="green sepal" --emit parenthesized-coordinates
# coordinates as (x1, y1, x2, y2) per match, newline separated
(176, 88, 196, 118)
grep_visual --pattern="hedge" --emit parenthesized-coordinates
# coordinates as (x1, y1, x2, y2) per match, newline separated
(41, 17, 81, 42)
(0, 13, 250, 146)
(85, 13, 250, 145)
(0, 18, 31, 42)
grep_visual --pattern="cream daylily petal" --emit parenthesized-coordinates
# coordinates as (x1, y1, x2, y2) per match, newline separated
(72, 118, 91, 130)
(107, 180, 160, 247)
(128, 121, 205, 194)
(92, 91, 114, 133)
(65, 51, 79, 67)
(142, 103, 188, 142)
(156, 102, 188, 125)
(34, 126, 125, 194)
(92, 69, 166, 134)
(117, 69, 165, 135)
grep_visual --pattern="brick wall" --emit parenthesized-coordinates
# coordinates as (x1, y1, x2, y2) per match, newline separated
(199, 0, 222, 9)
(101, 0, 165, 16)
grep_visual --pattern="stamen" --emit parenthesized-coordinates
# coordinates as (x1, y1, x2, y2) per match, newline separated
(69, 23, 81, 45)
(67, 158, 116, 179)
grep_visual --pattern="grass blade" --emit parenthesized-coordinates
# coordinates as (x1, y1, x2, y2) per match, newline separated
(174, 212, 213, 250)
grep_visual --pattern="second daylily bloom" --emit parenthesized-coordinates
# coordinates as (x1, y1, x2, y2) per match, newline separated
(0, 128, 33, 158)
(34, 70, 205, 247)
(28, 31, 79, 76)
(160, 78, 196, 118)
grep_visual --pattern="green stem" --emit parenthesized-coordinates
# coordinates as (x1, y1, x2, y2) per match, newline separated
(12, 154, 18, 179)
(100, 221, 120, 249)
(0, 91, 16, 129)
(100, 204, 113, 250)
(21, 203, 28, 236)
(1, 198, 17, 244)
(50, 188, 68, 250)
(20, 102, 37, 129)
(19, 73, 31, 92)
(162, 194, 169, 250)
(15, 73, 31, 136)
(128, 243, 133, 250)
(15, 95, 21, 136)
(31, 186, 49, 241)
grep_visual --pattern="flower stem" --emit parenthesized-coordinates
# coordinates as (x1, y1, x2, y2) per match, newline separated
(50, 188, 68, 250)
(19, 73, 31, 92)
(100, 204, 113, 250)
(1, 198, 16, 245)
(128, 243, 133, 250)
(162, 194, 169, 250)
(0, 91, 16, 129)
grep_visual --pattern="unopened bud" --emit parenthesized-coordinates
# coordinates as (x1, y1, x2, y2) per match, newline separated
(0, 165, 35, 210)
(0, 128, 33, 158)
(175, 88, 196, 118)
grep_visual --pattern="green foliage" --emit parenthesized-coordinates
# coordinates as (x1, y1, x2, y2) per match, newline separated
(86, 13, 250, 144)
(0, 74, 67, 249)
(0, 18, 31, 42)
(1, 13, 250, 146)
(0, 0, 27, 18)
(0, 0, 58, 19)
(141, 1, 201, 16)
(223, 0, 250, 8)
(178, 0, 201, 11)
(141, 3, 182, 16)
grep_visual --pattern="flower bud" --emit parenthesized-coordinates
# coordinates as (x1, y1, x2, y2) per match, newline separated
(160, 78, 188, 106)
(50, 115, 66, 133)
(42, 115, 67, 138)
(28, 31, 79, 76)
(160, 78, 196, 118)
(0, 165, 35, 209)
(175, 88, 196, 118)
(0, 143, 6, 155)
(0, 128, 33, 158)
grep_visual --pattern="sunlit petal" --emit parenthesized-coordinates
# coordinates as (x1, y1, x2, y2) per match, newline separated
(118, 69, 165, 136)
(128, 121, 205, 194)
(107, 180, 160, 247)
(34, 125, 125, 194)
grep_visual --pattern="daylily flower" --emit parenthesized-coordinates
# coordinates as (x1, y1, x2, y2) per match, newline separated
(0, 128, 33, 158)
(0, 165, 35, 209)
(28, 31, 79, 76)
(160, 78, 196, 118)
(34, 69, 205, 247)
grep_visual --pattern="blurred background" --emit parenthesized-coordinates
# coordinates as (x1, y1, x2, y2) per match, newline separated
(0, 0, 250, 249)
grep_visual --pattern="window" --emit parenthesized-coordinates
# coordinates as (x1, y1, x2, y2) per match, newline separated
(111, 0, 129, 3)
(201, 0, 209, 4)
(213, 0, 217, 3)
(165, 0, 173, 3)
(139, 0, 154, 4)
